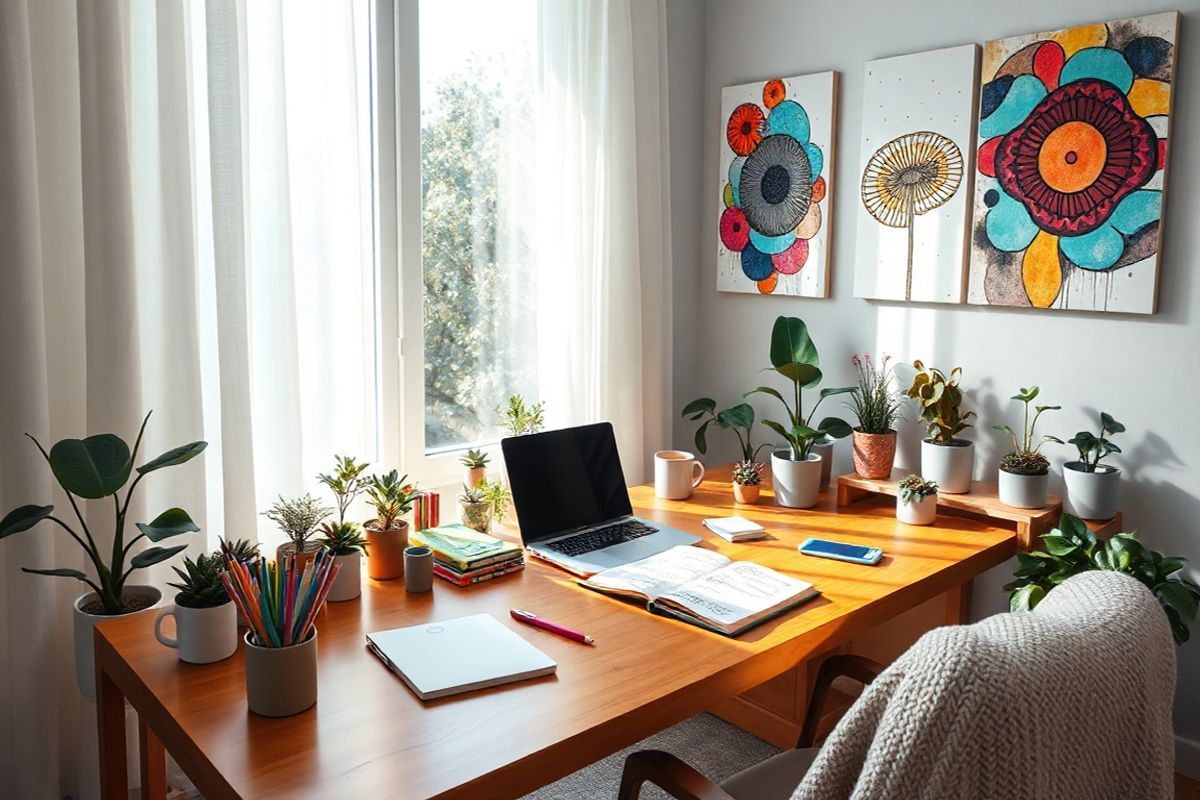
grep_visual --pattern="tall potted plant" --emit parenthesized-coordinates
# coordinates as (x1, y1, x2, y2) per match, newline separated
(0, 411, 206, 697)
(906, 361, 975, 494)
(363, 470, 418, 580)
(846, 353, 904, 479)
(746, 317, 853, 509)
(1063, 412, 1124, 520)
(994, 386, 1062, 509)
(263, 494, 331, 569)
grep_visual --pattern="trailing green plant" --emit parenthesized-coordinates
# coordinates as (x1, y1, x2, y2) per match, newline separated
(0, 411, 207, 615)
(262, 494, 332, 553)
(745, 316, 853, 461)
(501, 395, 545, 437)
(460, 448, 490, 469)
(732, 460, 764, 487)
(364, 470, 418, 530)
(1068, 412, 1125, 473)
(319, 520, 369, 556)
(478, 479, 511, 520)
(1006, 513, 1200, 645)
(168, 553, 230, 609)
(216, 536, 260, 564)
(994, 386, 1062, 475)
(680, 399, 771, 462)
(317, 454, 370, 524)
(846, 354, 905, 434)
(905, 361, 975, 446)
(897, 474, 938, 505)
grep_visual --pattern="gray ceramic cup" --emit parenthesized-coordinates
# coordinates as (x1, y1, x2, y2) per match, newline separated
(244, 629, 317, 717)
(404, 546, 434, 592)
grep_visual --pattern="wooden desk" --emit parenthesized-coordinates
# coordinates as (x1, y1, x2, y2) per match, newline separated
(95, 466, 1016, 799)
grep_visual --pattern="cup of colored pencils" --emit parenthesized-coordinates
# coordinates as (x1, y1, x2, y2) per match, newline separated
(222, 551, 340, 717)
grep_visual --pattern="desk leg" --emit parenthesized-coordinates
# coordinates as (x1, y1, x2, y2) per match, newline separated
(96, 660, 128, 800)
(139, 715, 168, 800)
(945, 580, 972, 625)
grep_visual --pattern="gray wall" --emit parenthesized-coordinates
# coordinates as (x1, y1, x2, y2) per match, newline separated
(667, 0, 1200, 762)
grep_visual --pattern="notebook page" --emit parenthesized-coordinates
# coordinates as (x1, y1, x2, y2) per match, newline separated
(655, 561, 813, 632)
(583, 546, 731, 602)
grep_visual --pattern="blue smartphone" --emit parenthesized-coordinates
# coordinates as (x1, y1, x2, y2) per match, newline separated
(798, 537, 883, 565)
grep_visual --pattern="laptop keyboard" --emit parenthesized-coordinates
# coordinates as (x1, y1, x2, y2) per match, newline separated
(544, 520, 660, 557)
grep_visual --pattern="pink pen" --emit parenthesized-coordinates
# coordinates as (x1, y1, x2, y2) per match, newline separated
(511, 609, 595, 645)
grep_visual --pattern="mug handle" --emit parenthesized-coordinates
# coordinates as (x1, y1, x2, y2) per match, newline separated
(154, 608, 178, 649)
(690, 460, 705, 489)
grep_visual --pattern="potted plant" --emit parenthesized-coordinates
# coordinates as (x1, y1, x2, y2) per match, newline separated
(319, 521, 369, 601)
(680, 399, 771, 463)
(479, 478, 511, 524)
(263, 494, 331, 569)
(459, 484, 493, 533)
(896, 474, 938, 525)
(993, 386, 1062, 509)
(1006, 514, 1200, 644)
(460, 448, 490, 488)
(154, 553, 237, 664)
(846, 354, 905, 479)
(906, 361, 976, 494)
(731, 460, 765, 504)
(1063, 412, 1125, 520)
(363, 470, 418, 580)
(746, 317, 853, 509)
(501, 394, 546, 437)
(0, 411, 206, 697)
(317, 454, 370, 525)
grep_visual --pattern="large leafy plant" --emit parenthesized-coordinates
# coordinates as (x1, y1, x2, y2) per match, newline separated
(1006, 514, 1200, 645)
(1068, 411, 1124, 472)
(745, 317, 853, 461)
(993, 386, 1062, 475)
(905, 360, 974, 445)
(679, 399, 770, 462)
(0, 412, 207, 615)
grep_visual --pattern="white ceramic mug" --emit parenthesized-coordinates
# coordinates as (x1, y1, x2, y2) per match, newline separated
(654, 450, 705, 500)
(155, 600, 238, 664)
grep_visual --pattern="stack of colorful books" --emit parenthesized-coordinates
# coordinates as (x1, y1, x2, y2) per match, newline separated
(409, 524, 525, 587)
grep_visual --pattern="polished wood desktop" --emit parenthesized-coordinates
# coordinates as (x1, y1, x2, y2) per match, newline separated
(95, 466, 1016, 799)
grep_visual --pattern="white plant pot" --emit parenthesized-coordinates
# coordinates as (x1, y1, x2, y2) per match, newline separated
(73, 585, 162, 699)
(327, 552, 363, 601)
(154, 598, 238, 665)
(998, 469, 1049, 509)
(920, 439, 974, 494)
(771, 450, 823, 509)
(1063, 462, 1120, 520)
(812, 438, 834, 490)
(897, 493, 937, 525)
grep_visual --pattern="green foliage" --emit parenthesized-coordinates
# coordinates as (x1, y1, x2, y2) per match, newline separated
(168, 553, 230, 609)
(680, 399, 769, 461)
(1068, 411, 1125, 472)
(744, 317, 853, 461)
(317, 455, 370, 524)
(263, 494, 332, 551)
(460, 448, 490, 469)
(731, 460, 764, 487)
(319, 520, 369, 556)
(0, 411, 206, 615)
(459, 483, 486, 505)
(501, 395, 545, 437)
(846, 354, 905, 434)
(478, 478, 511, 520)
(1000, 451, 1050, 475)
(216, 537, 259, 564)
(365, 471, 418, 530)
(993, 386, 1062, 474)
(905, 361, 975, 445)
(897, 474, 938, 505)
(1005, 513, 1200, 645)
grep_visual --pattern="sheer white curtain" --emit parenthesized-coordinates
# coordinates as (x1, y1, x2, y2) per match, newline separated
(0, 1, 374, 796)
(536, 0, 673, 484)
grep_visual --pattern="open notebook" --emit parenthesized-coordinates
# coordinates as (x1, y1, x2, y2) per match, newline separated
(580, 546, 818, 636)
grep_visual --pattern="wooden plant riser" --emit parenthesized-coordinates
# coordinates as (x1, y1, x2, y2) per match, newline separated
(836, 471, 1120, 550)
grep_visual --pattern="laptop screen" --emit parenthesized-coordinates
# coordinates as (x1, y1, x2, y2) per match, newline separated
(501, 422, 633, 544)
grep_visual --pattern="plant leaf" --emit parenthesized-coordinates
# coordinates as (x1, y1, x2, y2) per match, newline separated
(717, 403, 755, 430)
(130, 544, 188, 569)
(694, 420, 711, 455)
(49, 434, 132, 498)
(681, 398, 715, 418)
(1157, 581, 1199, 621)
(21, 567, 90, 582)
(816, 417, 853, 439)
(760, 419, 791, 444)
(819, 386, 855, 399)
(0, 504, 53, 538)
(137, 441, 207, 475)
(1100, 412, 1125, 434)
(1010, 584, 1045, 611)
(769, 316, 818, 370)
(135, 508, 200, 542)
(773, 362, 823, 387)
(1041, 534, 1076, 557)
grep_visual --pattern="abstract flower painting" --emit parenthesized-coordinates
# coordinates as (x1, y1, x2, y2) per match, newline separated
(854, 45, 978, 303)
(968, 13, 1177, 314)
(718, 72, 837, 297)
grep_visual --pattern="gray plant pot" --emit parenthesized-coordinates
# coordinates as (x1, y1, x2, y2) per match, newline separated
(998, 469, 1049, 509)
(1063, 461, 1120, 520)
(771, 450, 822, 509)
(920, 439, 974, 494)
(404, 546, 434, 593)
(244, 629, 318, 717)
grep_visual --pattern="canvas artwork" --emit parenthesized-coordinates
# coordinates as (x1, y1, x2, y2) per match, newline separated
(855, 44, 979, 303)
(717, 72, 837, 297)
(968, 12, 1177, 314)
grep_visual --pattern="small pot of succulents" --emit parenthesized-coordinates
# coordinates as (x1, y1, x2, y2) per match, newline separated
(459, 483, 493, 533)
(264, 494, 332, 569)
(1063, 412, 1124, 520)
(906, 361, 975, 494)
(320, 521, 369, 602)
(994, 386, 1062, 509)
(731, 460, 765, 505)
(363, 470, 419, 580)
(896, 475, 938, 525)
(460, 448, 490, 488)
(154, 553, 238, 665)
(846, 353, 905, 479)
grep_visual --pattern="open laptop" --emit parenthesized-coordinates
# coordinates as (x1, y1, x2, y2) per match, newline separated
(502, 422, 700, 576)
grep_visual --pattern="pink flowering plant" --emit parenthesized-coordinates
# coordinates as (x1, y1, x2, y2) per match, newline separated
(846, 354, 905, 434)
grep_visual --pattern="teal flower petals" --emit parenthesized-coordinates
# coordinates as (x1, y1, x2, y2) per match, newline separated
(979, 74, 1048, 139)
(1059, 223, 1123, 271)
(766, 100, 810, 143)
(803, 143, 823, 180)
(749, 228, 796, 255)
(984, 187, 1039, 252)
(1059, 47, 1134, 94)
(1109, 189, 1161, 235)
(729, 157, 745, 204)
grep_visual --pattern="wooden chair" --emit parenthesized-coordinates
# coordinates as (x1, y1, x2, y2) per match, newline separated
(617, 654, 882, 800)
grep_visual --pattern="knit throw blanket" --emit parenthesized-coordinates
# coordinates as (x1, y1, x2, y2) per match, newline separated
(793, 571, 1176, 800)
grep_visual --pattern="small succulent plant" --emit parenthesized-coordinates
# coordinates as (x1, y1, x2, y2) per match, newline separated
(168, 553, 230, 609)
(898, 474, 938, 505)
(319, 520, 369, 556)
(732, 460, 764, 487)
(459, 484, 492, 533)
(460, 448, 490, 469)
(459, 484, 486, 505)
(365, 470, 419, 530)
(262, 494, 332, 552)
(216, 536, 260, 564)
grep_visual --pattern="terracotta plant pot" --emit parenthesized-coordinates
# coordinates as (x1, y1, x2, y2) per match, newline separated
(275, 541, 321, 570)
(732, 483, 760, 504)
(73, 585, 162, 699)
(852, 429, 897, 480)
(465, 466, 486, 488)
(365, 520, 409, 580)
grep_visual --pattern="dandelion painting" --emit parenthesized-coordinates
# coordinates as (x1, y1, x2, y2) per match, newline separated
(968, 13, 1177, 314)
(718, 72, 837, 297)
(854, 45, 978, 304)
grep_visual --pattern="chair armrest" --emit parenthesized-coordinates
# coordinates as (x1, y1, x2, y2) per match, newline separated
(796, 654, 884, 748)
(617, 749, 736, 800)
